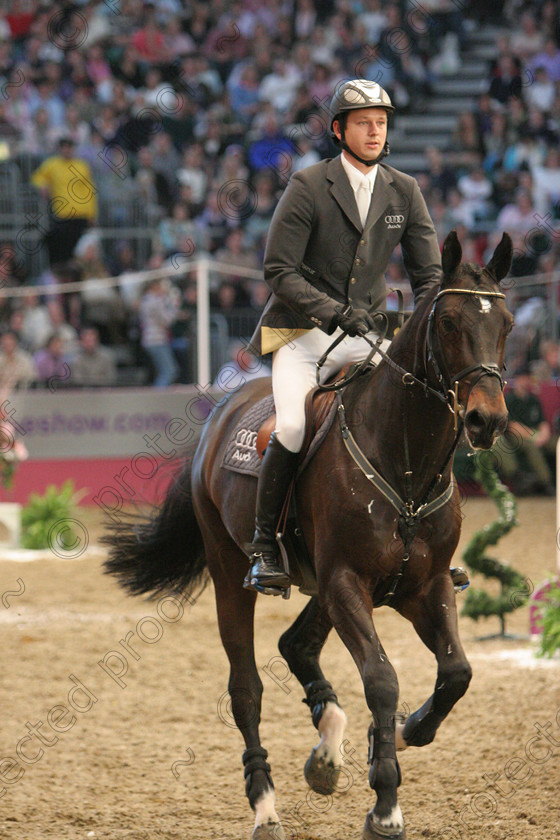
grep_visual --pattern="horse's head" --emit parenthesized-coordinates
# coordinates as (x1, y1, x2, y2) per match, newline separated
(429, 230, 514, 450)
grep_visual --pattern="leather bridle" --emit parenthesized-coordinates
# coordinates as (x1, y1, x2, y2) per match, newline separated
(425, 287, 507, 427)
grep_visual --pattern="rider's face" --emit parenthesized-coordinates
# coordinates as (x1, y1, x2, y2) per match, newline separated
(334, 108, 388, 161)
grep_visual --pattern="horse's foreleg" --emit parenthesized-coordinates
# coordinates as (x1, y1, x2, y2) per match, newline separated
(205, 521, 285, 840)
(278, 598, 347, 795)
(399, 572, 472, 749)
(326, 579, 405, 840)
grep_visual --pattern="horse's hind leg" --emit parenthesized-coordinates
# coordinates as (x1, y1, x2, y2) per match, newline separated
(202, 511, 286, 840)
(279, 598, 348, 795)
(399, 572, 472, 749)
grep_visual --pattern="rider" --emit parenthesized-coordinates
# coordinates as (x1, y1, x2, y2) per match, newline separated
(245, 79, 444, 596)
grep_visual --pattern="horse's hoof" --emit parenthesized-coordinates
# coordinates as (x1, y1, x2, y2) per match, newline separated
(363, 811, 406, 840)
(252, 820, 286, 840)
(304, 745, 340, 795)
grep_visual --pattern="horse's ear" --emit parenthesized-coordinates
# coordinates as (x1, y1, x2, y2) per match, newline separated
(441, 230, 462, 282)
(485, 232, 513, 283)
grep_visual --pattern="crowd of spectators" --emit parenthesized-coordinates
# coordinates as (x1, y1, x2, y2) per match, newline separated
(0, 0, 557, 396)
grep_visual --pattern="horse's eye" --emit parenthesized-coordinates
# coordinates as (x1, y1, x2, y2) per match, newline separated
(439, 316, 457, 334)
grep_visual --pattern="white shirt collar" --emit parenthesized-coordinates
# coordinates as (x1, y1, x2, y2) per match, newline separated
(340, 151, 378, 194)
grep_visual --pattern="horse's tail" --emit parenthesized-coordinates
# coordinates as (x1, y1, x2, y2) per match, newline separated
(102, 441, 207, 599)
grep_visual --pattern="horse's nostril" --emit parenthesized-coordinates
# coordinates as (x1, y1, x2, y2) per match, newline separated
(465, 409, 486, 432)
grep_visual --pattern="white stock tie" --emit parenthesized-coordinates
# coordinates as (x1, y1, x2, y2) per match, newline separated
(356, 181, 371, 229)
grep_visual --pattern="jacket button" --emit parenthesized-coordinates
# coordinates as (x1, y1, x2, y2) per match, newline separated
(350, 277, 356, 284)
(355, 258, 361, 265)
(360, 239, 366, 245)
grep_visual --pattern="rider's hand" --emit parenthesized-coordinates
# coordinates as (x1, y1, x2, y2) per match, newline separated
(336, 305, 377, 337)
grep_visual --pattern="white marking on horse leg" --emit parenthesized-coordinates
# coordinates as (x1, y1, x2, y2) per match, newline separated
(254, 789, 280, 829)
(378, 804, 404, 830)
(315, 701, 347, 766)
(395, 721, 408, 751)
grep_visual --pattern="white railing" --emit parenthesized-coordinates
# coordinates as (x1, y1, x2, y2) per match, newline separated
(0, 257, 265, 386)
(1, 262, 559, 384)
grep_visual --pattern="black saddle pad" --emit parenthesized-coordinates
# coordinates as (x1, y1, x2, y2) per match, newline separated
(221, 392, 337, 479)
(222, 394, 274, 477)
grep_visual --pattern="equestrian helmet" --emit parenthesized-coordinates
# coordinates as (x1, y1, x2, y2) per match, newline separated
(329, 79, 394, 136)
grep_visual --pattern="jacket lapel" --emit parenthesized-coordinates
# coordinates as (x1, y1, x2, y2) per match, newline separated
(327, 156, 362, 233)
(363, 165, 396, 234)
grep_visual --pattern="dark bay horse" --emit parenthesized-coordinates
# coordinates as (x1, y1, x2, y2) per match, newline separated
(104, 230, 514, 840)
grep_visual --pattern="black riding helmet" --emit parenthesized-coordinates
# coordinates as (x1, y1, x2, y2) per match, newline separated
(330, 79, 394, 167)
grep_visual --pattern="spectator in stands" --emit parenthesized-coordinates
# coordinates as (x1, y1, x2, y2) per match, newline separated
(530, 38, 560, 83)
(448, 111, 484, 165)
(457, 165, 493, 223)
(539, 1, 560, 43)
(510, 9, 544, 61)
(228, 65, 261, 125)
(131, 11, 167, 64)
(444, 188, 476, 229)
(0, 331, 36, 390)
(22, 107, 57, 157)
(196, 189, 235, 253)
(488, 54, 523, 106)
(496, 188, 537, 234)
(247, 111, 296, 172)
(150, 131, 181, 196)
(69, 326, 118, 387)
(425, 146, 456, 200)
(214, 229, 260, 282)
(177, 144, 208, 207)
(524, 66, 556, 113)
(139, 278, 179, 387)
(482, 111, 512, 173)
(359, 0, 388, 45)
(133, 146, 173, 219)
(531, 339, 560, 382)
(291, 135, 321, 173)
(19, 293, 51, 353)
(28, 77, 65, 129)
(158, 203, 198, 258)
(31, 137, 97, 266)
(33, 333, 68, 387)
(530, 147, 560, 215)
(45, 300, 79, 358)
(244, 172, 277, 251)
(494, 366, 555, 495)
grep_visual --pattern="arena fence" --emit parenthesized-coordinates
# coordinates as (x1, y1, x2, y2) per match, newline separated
(0, 260, 558, 385)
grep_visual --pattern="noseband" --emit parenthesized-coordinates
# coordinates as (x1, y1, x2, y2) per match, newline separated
(426, 287, 506, 424)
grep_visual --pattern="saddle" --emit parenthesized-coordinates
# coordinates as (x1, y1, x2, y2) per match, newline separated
(255, 364, 351, 461)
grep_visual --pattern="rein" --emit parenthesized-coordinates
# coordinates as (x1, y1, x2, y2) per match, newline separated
(329, 285, 507, 605)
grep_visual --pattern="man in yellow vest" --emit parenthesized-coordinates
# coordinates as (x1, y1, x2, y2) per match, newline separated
(31, 137, 98, 266)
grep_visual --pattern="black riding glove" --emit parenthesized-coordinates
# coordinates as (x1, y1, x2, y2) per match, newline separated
(336, 304, 377, 337)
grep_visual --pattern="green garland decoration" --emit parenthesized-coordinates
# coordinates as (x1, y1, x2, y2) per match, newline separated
(461, 451, 530, 636)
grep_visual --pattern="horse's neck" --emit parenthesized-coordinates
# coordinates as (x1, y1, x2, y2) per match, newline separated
(345, 298, 456, 501)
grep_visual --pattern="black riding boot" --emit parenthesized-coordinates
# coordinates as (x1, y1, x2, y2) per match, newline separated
(243, 432, 299, 595)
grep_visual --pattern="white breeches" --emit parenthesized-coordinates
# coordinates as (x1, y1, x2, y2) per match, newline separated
(272, 327, 391, 453)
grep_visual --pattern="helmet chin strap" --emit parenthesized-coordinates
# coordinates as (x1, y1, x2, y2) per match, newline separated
(340, 138, 390, 167)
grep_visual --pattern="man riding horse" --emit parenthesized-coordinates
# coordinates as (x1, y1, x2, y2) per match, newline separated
(245, 78, 467, 596)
